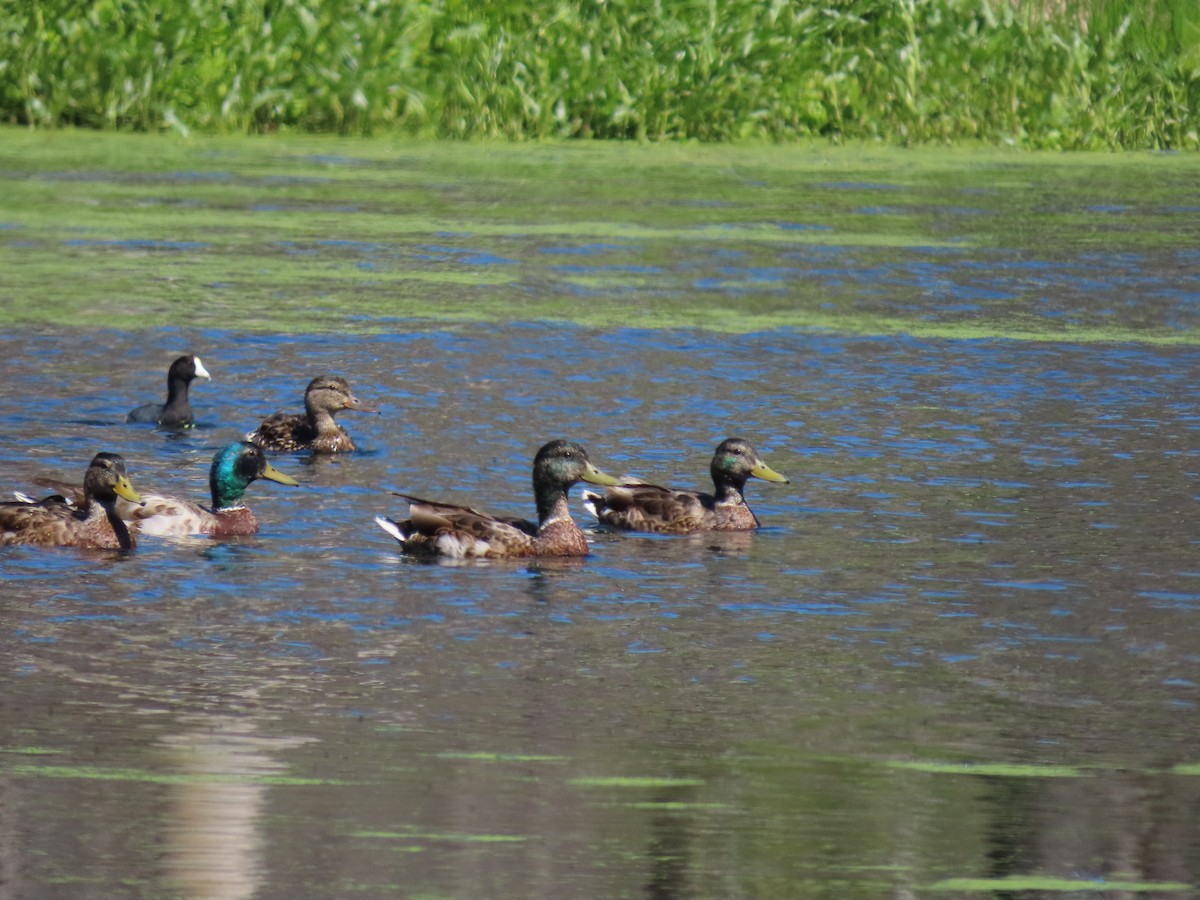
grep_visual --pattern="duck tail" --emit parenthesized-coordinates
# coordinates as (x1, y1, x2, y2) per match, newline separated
(580, 490, 606, 520)
(374, 515, 411, 544)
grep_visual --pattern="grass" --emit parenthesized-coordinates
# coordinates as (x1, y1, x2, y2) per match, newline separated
(1, 0, 1197, 148)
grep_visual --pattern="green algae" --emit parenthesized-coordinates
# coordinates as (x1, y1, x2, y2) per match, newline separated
(570, 776, 707, 788)
(621, 801, 730, 810)
(890, 759, 1200, 778)
(434, 751, 569, 762)
(927, 876, 1194, 892)
(353, 830, 527, 843)
(3, 129, 1199, 341)
(4, 762, 353, 786)
(886, 760, 1087, 778)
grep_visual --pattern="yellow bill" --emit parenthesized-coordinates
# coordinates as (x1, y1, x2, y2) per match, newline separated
(113, 475, 142, 503)
(261, 461, 300, 487)
(582, 462, 621, 487)
(750, 459, 790, 484)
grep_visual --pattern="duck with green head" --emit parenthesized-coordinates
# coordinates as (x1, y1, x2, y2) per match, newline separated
(30, 442, 299, 537)
(246, 375, 376, 453)
(375, 439, 620, 558)
(583, 437, 790, 533)
(1, 452, 143, 549)
(132, 442, 300, 536)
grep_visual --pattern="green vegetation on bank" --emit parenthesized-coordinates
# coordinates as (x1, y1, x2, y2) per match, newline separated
(2, 0, 1198, 148)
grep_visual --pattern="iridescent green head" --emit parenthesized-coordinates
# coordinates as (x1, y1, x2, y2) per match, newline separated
(209, 441, 299, 510)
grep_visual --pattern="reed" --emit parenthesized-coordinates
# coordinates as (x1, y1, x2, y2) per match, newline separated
(2, 0, 1196, 148)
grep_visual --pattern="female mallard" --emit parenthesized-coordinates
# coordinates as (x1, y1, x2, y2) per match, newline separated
(246, 375, 376, 453)
(128, 442, 299, 537)
(582, 437, 789, 533)
(1, 453, 142, 549)
(127, 355, 211, 428)
(374, 439, 620, 559)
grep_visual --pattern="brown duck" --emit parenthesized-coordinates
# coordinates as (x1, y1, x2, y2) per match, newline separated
(1, 453, 143, 549)
(246, 375, 376, 453)
(375, 440, 620, 559)
(582, 437, 789, 533)
(38, 442, 300, 537)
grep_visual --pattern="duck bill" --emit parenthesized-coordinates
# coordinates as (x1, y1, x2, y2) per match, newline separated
(194, 358, 212, 380)
(346, 396, 379, 415)
(113, 476, 142, 503)
(750, 459, 790, 484)
(582, 463, 621, 487)
(261, 461, 300, 486)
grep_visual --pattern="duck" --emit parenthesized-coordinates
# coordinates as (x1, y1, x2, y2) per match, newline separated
(32, 442, 300, 537)
(374, 439, 620, 559)
(127, 355, 212, 428)
(1, 453, 142, 549)
(132, 442, 300, 536)
(246, 375, 376, 453)
(582, 437, 790, 533)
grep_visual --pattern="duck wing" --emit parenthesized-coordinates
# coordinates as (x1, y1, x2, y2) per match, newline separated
(125, 493, 218, 536)
(246, 412, 313, 451)
(30, 476, 86, 507)
(0, 499, 117, 547)
(126, 402, 165, 424)
(583, 481, 713, 534)
(381, 493, 536, 557)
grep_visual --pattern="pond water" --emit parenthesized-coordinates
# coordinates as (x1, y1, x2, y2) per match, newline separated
(1, 133, 1199, 898)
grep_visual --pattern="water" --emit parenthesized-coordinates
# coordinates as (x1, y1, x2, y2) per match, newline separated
(1, 135, 1199, 898)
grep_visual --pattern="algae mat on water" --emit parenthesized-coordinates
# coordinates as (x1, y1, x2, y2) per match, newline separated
(1, 129, 1198, 342)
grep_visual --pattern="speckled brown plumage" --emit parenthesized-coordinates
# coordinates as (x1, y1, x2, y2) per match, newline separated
(583, 438, 789, 534)
(246, 375, 375, 453)
(1, 453, 142, 549)
(374, 440, 620, 559)
(35, 443, 299, 537)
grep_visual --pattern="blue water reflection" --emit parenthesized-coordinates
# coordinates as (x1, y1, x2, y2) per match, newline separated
(3, 311, 1200, 892)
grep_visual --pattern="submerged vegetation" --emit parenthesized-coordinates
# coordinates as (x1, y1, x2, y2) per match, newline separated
(2, 0, 1198, 148)
(1, 130, 1198, 340)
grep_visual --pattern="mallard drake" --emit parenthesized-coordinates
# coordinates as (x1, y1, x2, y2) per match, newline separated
(133, 442, 300, 536)
(33, 442, 299, 537)
(127, 355, 211, 428)
(246, 375, 376, 453)
(1, 453, 142, 549)
(582, 437, 789, 533)
(374, 439, 620, 558)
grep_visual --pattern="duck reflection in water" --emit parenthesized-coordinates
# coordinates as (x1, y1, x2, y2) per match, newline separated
(160, 714, 313, 900)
